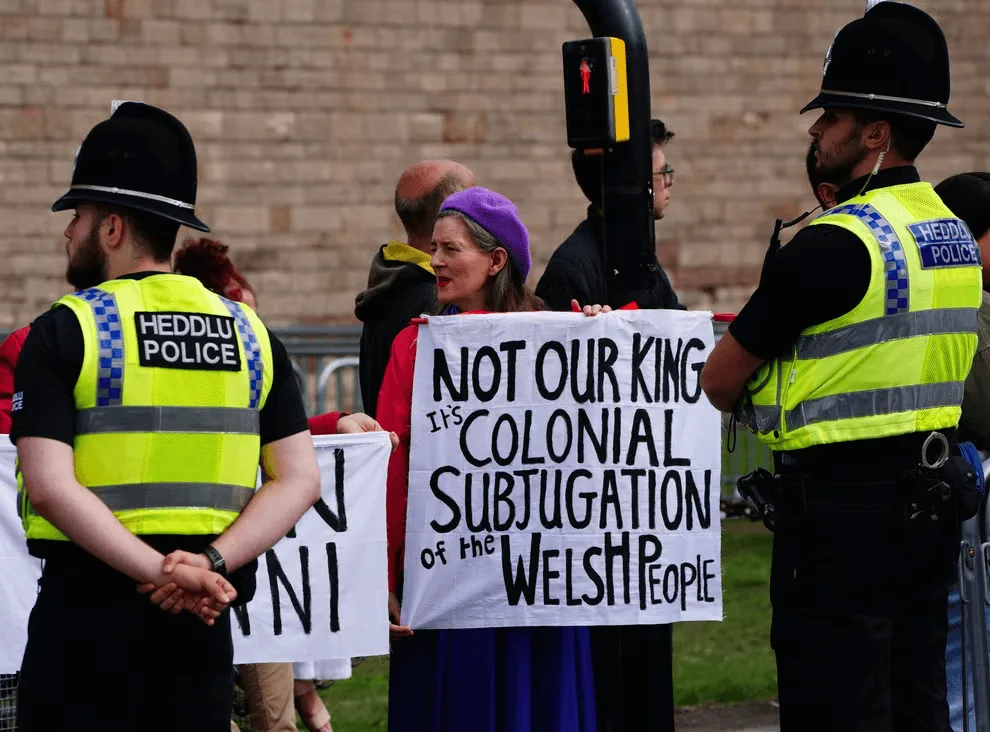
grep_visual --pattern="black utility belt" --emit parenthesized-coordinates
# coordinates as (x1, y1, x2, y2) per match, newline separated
(776, 475, 905, 511)
(737, 432, 980, 530)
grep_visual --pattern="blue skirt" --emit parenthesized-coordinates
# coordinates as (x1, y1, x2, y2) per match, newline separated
(388, 626, 597, 732)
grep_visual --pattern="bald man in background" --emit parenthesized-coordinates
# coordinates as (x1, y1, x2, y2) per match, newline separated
(355, 160, 474, 417)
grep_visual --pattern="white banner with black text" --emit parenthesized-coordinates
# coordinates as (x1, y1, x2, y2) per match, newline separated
(400, 310, 723, 629)
(0, 433, 390, 673)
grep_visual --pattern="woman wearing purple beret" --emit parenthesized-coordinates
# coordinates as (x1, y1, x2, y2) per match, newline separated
(376, 187, 605, 732)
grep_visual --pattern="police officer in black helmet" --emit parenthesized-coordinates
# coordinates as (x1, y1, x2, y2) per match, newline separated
(704, 3, 981, 730)
(12, 102, 320, 731)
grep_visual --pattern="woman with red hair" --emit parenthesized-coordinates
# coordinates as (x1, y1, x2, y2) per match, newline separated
(173, 237, 259, 310)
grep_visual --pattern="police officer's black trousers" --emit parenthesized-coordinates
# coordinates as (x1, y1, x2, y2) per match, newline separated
(770, 471, 957, 732)
(16, 552, 235, 732)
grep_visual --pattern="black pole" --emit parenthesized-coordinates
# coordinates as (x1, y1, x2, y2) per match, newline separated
(572, 0, 657, 302)
(569, 8, 675, 731)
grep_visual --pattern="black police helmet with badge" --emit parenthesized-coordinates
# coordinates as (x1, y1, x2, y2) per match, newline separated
(801, 0, 962, 128)
(51, 101, 210, 232)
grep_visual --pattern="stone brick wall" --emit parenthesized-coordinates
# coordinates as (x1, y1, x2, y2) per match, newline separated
(0, 0, 987, 327)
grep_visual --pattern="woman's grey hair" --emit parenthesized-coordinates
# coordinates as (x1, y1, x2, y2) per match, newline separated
(436, 208, 518, 311)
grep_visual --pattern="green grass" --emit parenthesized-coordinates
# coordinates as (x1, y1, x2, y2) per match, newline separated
(672, 521, 776, 707)
(310, 522, 776, 731)
(300, 657, 389, 731)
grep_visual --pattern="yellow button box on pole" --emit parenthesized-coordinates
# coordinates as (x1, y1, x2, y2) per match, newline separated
(562, 36, 630, 149)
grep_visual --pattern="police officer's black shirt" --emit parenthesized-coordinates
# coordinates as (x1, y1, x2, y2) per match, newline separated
(728, 167, 947, 465)
(10, 272, 310, 573)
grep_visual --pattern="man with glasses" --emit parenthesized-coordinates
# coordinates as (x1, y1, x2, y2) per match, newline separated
(535, 116, 682, 732)
(651, 119, 675, 220)
(536, 118, 683, 311)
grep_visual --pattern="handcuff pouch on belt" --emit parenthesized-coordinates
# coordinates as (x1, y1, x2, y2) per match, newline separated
(907, 432, 980, 523)
(908, 432, 980, 522)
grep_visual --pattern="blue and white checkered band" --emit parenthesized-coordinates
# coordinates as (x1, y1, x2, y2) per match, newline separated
(221, 299, 263, 410)
(825, 203, 910, 316)
(75, 288, 124, 407)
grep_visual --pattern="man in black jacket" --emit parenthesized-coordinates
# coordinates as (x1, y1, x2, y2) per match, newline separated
(536, 121, 684, 732)
(354, 160, 473, 417)
(536, 119, 683, 311)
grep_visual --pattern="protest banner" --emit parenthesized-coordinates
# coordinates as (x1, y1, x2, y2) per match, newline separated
(401, 310, 722, 629)
(0, 438, 41, 674)
(0, 433, 390, 673)
(231, 432, 391, 663)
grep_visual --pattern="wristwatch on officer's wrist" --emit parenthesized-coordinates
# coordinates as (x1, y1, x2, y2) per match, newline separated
(202, 544, 227, 577)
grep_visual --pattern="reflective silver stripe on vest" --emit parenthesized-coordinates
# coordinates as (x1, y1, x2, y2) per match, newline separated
(90, 482, 255, 512)
(785, 382, 964, 432)
(795, 308, 979, 360)
(77, 406, 260, 435)
(740, 403, 778, 433)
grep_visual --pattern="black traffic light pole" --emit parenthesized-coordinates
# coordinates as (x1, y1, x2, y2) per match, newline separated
(570, 8, 675, 731)
(573, 0, 658, 302)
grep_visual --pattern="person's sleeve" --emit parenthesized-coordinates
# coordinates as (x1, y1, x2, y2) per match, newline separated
(961, 328, 990, 448)
(726, 287, 781, 360)
(536, 263, 589, 313)
(258, 330, 310, 445)
(729, 224, 872, 360)
(0, 326, 29, 433)
(358, 331, 379, 420)
(599, 255, 684, 311)
(375, 325, 417, 595)
(10, 310, 82, 446)
(636, 262, 686, 311)
(308, 412, 345, 436)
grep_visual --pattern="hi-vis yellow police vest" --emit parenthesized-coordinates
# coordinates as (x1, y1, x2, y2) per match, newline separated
(19, 274, 274, 541)
(740, 182, 982, 452)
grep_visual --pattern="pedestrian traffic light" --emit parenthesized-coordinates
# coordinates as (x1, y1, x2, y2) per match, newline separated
(562, 37, 630, 149)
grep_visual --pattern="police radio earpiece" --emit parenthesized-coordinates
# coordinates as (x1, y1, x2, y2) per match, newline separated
(854, 134, 892, 198)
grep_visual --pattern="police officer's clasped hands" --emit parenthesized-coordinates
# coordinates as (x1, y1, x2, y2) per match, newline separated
(137, 555, 237, 625)
(137, 410, 401, 623)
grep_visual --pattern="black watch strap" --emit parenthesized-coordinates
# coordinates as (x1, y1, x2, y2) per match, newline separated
(203, 544, 227, 577)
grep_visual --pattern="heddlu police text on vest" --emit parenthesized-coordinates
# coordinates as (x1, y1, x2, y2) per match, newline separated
(136, 311, 243, 371)
(909, 218, 983, 269)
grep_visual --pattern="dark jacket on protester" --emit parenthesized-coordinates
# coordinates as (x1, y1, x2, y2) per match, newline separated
(535, 206, 684, 312)
(354, 240, 435, 419)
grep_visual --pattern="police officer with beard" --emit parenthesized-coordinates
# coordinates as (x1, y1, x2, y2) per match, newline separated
(12, 102, 320, 731)
(702, 4, 982, 730)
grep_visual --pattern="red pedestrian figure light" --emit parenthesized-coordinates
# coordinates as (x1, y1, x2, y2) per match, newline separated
(580, 59, 591, 94)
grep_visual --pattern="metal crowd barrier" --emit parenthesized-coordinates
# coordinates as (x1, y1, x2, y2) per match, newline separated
(957, 454, 990, 732)
(276, 325, 364, 416)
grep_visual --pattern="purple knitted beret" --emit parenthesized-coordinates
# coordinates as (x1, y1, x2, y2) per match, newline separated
(440, 186, 531, 281)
